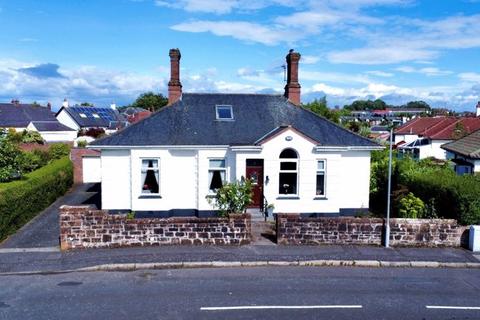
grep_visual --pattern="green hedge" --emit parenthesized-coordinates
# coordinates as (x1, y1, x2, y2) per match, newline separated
(399, 167, 480, 225)
(0, 157, 73, 241)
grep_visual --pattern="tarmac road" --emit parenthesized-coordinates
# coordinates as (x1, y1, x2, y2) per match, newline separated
(1, 266, 480, 320)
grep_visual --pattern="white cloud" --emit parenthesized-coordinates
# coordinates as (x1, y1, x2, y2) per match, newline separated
(301, 55, 320, 65)
(171, 20, 300, 45)
(458, 72, 480, 83)
(328, 47, 437, 65)
(155, 0, 299, 14)
(395, 66, 452, 76)
(366, 70, 394, 77)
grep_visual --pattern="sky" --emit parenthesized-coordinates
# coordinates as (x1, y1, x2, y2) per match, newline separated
(0, 0, 479, 112)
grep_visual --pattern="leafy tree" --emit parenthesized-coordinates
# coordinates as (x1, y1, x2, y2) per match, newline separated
(403, 100, 431, 111)
(451, 122, 468, 140)
(207, 179, 253, 217)
(130, 92, 168, 112)
(302, 97, 340, 123)
(80, 102, 93, 106)
(344, 99, 388, 111)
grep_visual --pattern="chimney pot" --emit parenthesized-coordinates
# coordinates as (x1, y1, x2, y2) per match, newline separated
(168, 48, 182, 105)
(47, 102, 52, 111)
(284, 49, 301, 106)
(62, 98, 69, 108)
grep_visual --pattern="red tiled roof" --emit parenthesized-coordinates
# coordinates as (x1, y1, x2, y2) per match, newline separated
(394, 117, 480, 140)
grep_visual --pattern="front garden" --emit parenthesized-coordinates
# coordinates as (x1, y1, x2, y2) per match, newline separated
(370, 149, 480, 225)
(0, 130, 73, 241)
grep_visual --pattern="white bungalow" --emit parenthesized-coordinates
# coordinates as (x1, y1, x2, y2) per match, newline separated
(89, 49, 382, 217)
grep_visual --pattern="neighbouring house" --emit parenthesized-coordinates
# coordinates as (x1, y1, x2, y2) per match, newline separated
(122, 107, 152, 124)
(0, 101, 56, 131)
(26, 121, 77, 142)
(0, 101, 77, 142)
(89, 49, 382, 217)
(441, 129, 480, 175)
(394, 116, 480, 160)
(56, 100, 129, 134)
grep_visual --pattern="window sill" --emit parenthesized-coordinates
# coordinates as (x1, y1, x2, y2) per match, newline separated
(276, 196, 300, 200)
(138, 195, 162, 199)
(313, 196, 328, 200)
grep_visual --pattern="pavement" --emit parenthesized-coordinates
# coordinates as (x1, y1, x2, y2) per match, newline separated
(0, 183, 479, 275)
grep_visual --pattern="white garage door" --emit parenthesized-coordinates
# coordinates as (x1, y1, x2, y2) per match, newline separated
(82, 156, 101, 183)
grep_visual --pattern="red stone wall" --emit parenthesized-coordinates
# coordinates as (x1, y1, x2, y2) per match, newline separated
(59, 205, 251, 250)
(276, 214, 466, 247)
(70, 148, 100, 184)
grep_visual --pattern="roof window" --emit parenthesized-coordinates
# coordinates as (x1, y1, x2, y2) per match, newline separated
(92, 113, 100, 118)
(215, 105, 233, 120)
(79, 113, 87, 118)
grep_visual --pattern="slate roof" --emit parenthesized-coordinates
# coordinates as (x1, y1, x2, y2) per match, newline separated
(0, 103, 56, 128)
(395, 117, 480, 140)
(441, 129, 480, 159)
(92, 93, 379, 148)
(58, 106, 127, 128)
(30, 121, 75, 132)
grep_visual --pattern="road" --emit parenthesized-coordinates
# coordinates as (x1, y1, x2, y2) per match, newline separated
(1, 267, 480, 320)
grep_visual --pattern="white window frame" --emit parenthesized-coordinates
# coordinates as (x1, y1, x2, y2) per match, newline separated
(79, 113, 87, 118)
(215, 105, 234, 120)
(208, 158, 227, 194)
(278, 150, 299, 196)
(92, 113, 100, 118)
(316, 159, 326, 197)
(140, 158, 160, 196)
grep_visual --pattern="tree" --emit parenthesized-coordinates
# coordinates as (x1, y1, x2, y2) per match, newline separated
(302, 97, 340, 123)
(130, 92, 168, 112)
(80, 102, 93, 106)
(344, 99, 388, 111)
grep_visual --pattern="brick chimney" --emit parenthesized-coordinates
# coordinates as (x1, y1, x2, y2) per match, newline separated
(168, 48, 182, 105)
(47, 102, 52, 111)
(284, 49, 301, 106)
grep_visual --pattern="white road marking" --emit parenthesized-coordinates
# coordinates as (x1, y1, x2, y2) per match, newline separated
(426, 306, 480, 310)
(0, 247, 60, 253)
(201, 305, 363, 311)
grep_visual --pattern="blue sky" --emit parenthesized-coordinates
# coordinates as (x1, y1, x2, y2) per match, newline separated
(0, 0, 479, 111)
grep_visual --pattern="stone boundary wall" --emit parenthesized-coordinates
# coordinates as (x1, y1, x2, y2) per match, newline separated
(276, 214, 467, 247)
(389, 218, 468, 247)
(60, 206, 251, 250)
(276, 215, 383, 245)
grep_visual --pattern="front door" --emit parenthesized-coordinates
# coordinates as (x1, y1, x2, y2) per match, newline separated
(246, 159, 264, 208)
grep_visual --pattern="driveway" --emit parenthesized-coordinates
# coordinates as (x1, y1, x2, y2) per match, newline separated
(0, 183, 100, 249)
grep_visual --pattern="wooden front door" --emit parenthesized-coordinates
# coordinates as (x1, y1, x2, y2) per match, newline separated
(246, 159, 264, 208)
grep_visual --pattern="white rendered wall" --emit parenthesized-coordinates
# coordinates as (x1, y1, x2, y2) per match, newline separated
(394, 134, 418, 144)
(101, 149, 131, 210)
(56, 110, 80, 130)
(99, 129, 372, 214)
(474, 160, 480, 173)
(418, 140, 450, 159)
(129, 148, 200, 211)
(40, 131, 77, 142)
(83, 156, 101, 183)
(235, 128, 371, 214)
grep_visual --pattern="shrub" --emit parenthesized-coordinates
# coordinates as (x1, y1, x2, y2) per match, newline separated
(21, 131, 44, 144)
(397, 192, 426, 218)
(207, 179, 253, 217)
(48, 143, 71, 160)
(0, 157, 73, 241)
(16, 151, 45, 173)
